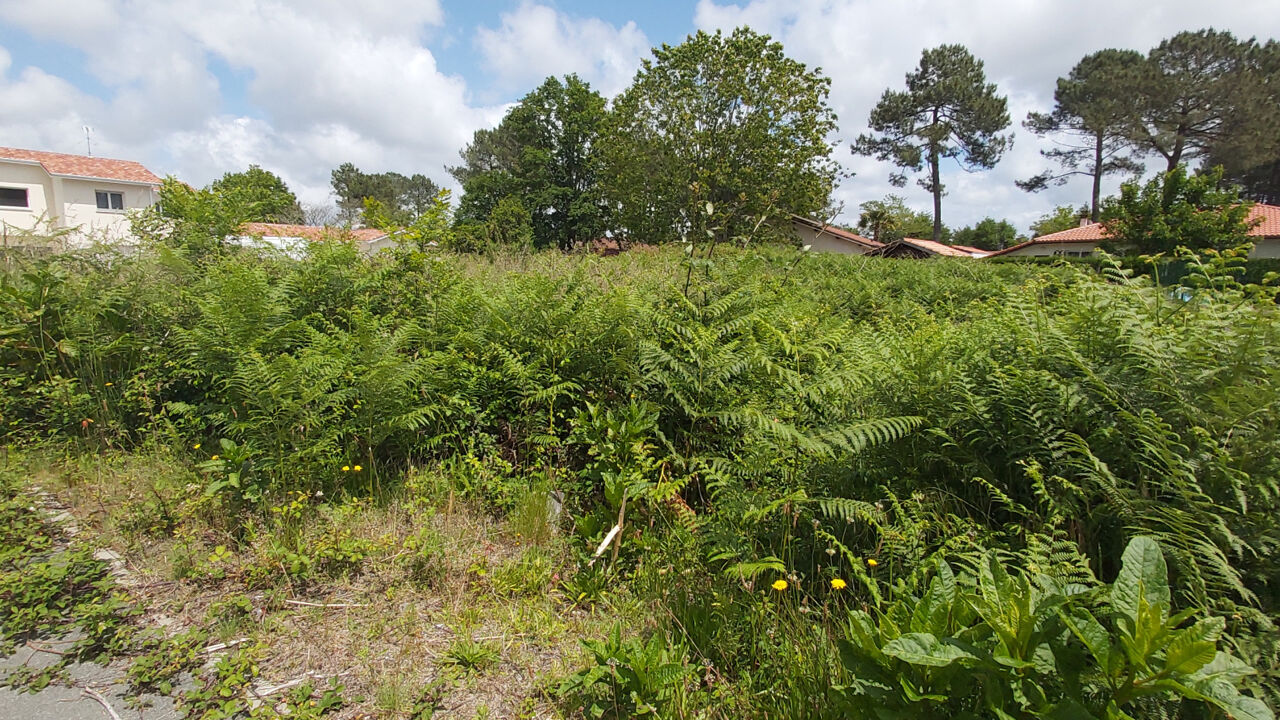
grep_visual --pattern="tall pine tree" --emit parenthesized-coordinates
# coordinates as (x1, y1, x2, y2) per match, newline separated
(854, 45, 1011, 242)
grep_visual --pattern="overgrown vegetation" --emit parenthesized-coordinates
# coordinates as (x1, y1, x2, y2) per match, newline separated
(2, 228, 1279, 717)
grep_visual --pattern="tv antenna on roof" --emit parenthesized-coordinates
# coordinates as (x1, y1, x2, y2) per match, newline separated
(84, 126, 93, 157)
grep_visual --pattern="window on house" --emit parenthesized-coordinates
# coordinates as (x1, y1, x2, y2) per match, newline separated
(0, 187, 28, 208)
(95, 191, 124, 211)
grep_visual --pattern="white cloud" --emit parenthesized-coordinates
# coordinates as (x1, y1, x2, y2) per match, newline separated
(694, 0, 1280, 233)
(0, 0, 489, 206)
(474, 2, 650, 97)
(3, 0, 1278, 230)
(0, 45, 103, 154)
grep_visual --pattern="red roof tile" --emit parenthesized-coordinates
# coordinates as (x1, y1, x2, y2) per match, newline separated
(0, 146, 161, 185)
(1252, 203, 1280, 237)
(239, 222, 389, 244)
(987, 204, 1280, 257)
(899, 237, 977, 257)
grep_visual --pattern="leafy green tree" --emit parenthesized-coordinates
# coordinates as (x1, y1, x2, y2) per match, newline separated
(952, 217, 1016, 250)
(208, 166, 303, 224)
(1030, 204, 1090, 237)
(601, 28, 839, 246)
(484, 195, 534, 251)
(1019, 50, 1146, 221)
(150, 177, 242, 257)
(856, 205, 897, 244)
(854, 44, 1012, 242)
(1206, 39, 1280, 204)
(1128, 30, 1271, 172)
(855, 195, 940, 242)
(330, 163, 440, 226)
(453, 75, 608, 251)
(1101, 165, 1255, 254)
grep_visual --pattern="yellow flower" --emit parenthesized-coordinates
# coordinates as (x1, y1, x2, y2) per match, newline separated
(342, 465, 350, 472)
(104, 382, 114, 387)
(211, 455, 219, 461)
(354, 465, 363, 472)
(771, 579, 788, 591)
(193, 443, 201, 450)
(830, 578, 847, 590)
(867, 558, 879, 567)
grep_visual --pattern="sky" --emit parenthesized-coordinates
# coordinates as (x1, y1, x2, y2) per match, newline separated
(2, 0, 1277, 235)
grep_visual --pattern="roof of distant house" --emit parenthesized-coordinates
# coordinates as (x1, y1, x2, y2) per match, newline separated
(790, 215, 883, 249)
(951, 244, 991, 256)
(886, 237, 983, 257)
(987, 203, 1280, 257)
(239, 222, 389, 244)
(0, 146, 162, 185)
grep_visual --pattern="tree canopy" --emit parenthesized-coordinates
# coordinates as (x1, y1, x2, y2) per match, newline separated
(330, 163, 440, 226)
(1029, 204, 1090, 238)
(452, 74, 608, 251)
(601, 27, 839, 246)
(207, 166, 303, 224)
(855, 195, 940, 243)
(853, 44, 1011, 242)
(952, 217, 1017, 251)
(1019, 49, 1145, 221)
(1101, 165, 1255, 254)
(1126, 30, 1272, 172)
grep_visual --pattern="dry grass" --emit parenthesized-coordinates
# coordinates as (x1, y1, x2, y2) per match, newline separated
(13, 449, 636, 719)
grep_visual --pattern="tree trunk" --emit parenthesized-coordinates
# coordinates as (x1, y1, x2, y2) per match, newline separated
(1091, 131, 1104, 222)
(1167, 125, 1186, 171)
(930, 144, 942, 243)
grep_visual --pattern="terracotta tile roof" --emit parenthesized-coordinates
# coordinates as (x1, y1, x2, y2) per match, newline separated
(1252, 203, 1280, 237)
(0, 146, 161, 185)
(951, 244, 991, 256)
(985, 222, 1108, 257)
(790, 215, 883, 249)
(899, 237, 978, 257)
(987, 204, 1280, 257)
(239, 222, 389, 244)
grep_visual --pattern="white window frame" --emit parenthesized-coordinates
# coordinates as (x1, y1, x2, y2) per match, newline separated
(0, 186, 29, 209)
(95, 190, 125, 213)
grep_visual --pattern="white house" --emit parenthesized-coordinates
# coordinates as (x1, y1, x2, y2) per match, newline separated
(988, 204, 1280, 258)
(235, 222, 395, 257)
(0, 146, 162, 246)
(789, 215, 883, 255)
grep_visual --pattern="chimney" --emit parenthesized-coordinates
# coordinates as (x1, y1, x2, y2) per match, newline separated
(1079, 217, 1093, 227)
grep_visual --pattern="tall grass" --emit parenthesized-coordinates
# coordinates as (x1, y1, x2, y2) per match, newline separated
(2, 238, 1278, 716)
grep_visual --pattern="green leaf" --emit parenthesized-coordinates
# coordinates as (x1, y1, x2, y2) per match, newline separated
(1163, 616, 1223, 676)
(910, 561, 956, 635)
(882, 632, 980, 667)
(1059, 607, 1112, 672)
(1112, 536, 1168, 628)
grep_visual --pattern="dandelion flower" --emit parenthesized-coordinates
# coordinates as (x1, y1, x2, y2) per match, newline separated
(104, 382, 114, 387)
(867, 558, 879, 567)
(830, 578, 847, 590)
(193, 443, 201, 450)
(342, 466, 350, 472)
(354, 465, 363, 472)
(771, 579, 788, 591)
(211, 455, 219, 461)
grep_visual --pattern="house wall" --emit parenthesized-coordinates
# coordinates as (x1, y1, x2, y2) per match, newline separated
(1248, 238, 1280, 258)
(1000, 241, 1103, 258)
(791, 222, 873, 255)
(0, 161, 56, 235)
(363, 236, 398, 255)
(59, 179, 157, 244)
